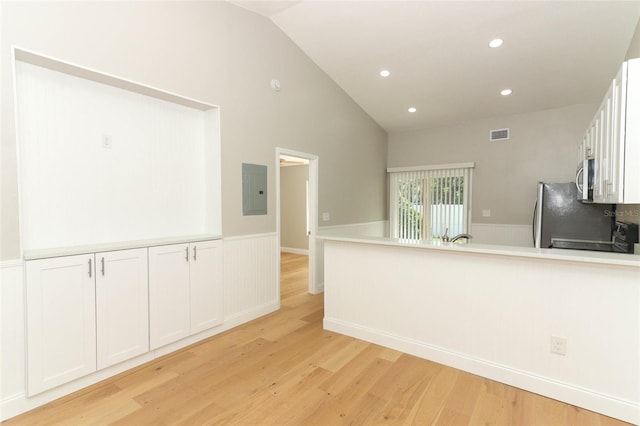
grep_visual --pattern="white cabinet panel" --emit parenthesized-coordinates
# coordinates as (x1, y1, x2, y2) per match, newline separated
(149, 240, 223, 349)
(190, 240, 223, 334)
(149, 244, 191, 350)
(608, 62, 626, 203)
(26, 254, 96, 396)
(600, 90, 612, 202)
(625, 58, 640, 202)
(96, 248, 149, 369)
(580, 58, 639, 204)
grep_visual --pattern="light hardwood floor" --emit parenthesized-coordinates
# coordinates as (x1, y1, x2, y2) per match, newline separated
(4, 252, 630, 425)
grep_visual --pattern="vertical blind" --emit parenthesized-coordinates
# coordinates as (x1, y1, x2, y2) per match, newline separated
(388, 163, 474, 241)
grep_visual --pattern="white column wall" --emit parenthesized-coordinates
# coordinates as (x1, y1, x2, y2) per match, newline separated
(323, 240, 640, 424)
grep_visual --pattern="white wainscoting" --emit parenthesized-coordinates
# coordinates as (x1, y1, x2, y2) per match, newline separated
(471, 223, 533, 247)
(1, 233, 280, 421)
(1, 261, 25, 408)
(223, 233, 280, 328)
(314, 221, 388, 293)
(318, 220, 388, 238)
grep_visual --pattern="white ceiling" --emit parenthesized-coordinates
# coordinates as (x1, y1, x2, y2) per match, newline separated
(231, 1, 640, 133)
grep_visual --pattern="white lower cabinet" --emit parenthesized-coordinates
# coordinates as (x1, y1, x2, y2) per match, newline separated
(26, 248, 149, 395)
(96, 248, 149, 369)
(149, 239, 223, 350)
(148, 243, 191, 349)
(25, 238, 222, 396)
(189, 240, 224, 334)
(26, 254, 97, 396)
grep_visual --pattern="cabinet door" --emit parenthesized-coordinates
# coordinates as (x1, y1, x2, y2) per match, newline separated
(26, 254, 96, 396)
(623, 58, 640, 202)
(149, 243, 190, 350)
(96, 248, 149, 369)
(600, 87, 612, 202)
(189, 240, 224, 334)
(609, 62, 628, 203)
(593, 114, 604, 201)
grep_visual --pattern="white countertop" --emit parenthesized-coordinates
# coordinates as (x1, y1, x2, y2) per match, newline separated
(317, 233, 640, 268)
(23, 234, 223, 260)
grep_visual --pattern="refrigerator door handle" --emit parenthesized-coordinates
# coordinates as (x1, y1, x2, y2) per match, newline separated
(534, 183, 544, 248)
(532, 200, 537, 246)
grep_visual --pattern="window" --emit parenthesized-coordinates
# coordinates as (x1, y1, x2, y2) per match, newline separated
(388, 163, 474, 241)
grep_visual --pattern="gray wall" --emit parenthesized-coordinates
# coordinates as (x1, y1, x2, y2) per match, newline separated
(0, 1, 388, 260)
(280, 165, 309, 251)
(388, 104, 597, 225)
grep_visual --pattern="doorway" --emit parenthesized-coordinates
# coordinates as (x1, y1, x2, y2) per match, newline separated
(276, 148, 319, 295)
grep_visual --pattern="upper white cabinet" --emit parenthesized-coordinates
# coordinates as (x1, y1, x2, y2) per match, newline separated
(608, 59, 640, 203)
(149, 239, 223, 350)
(26, 254, 97, 396)
(582, 58, 640, 204)
(95, 248, 149, 370)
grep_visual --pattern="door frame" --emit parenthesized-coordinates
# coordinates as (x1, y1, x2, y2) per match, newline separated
(275, 147, 320, 294)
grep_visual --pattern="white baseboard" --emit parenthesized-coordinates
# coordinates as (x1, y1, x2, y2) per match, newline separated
(323, 317, 639, 425)
(280, 247, 309, 255)
(309, 281, 324, 295)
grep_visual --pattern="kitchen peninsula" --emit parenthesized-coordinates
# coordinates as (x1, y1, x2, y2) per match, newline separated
(319, 233, 640, 424)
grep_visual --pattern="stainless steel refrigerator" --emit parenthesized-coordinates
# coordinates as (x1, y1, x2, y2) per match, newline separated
(533, 182, 614, 249)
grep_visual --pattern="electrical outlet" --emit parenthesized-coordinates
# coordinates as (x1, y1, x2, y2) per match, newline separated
(322, 212, 330, 221)
(550, 335, 567, 355)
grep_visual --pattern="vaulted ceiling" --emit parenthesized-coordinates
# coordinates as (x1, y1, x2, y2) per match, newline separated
(231, 1, 640, 133)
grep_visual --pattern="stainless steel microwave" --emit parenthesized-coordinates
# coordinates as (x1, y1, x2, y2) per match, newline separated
(576, 158, 594, 202)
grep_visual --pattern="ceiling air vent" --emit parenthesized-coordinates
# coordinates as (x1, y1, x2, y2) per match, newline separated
(490, 128, 510, 141)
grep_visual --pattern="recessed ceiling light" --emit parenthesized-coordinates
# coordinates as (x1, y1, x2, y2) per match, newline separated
(489, 38, 503, 48)
(408, 107, 417, 113)
(380, 70, 390, 77)
(500, 89, 512, 96)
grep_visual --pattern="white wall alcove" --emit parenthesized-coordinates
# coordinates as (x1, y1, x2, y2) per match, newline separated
(13, 48, 221, 253)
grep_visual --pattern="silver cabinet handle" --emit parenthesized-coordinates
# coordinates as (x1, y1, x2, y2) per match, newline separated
(88, 258, 92, 278)
(101, 257, 105, 276)
(185, 246, 189, 262)
(193, 246, 197, 261)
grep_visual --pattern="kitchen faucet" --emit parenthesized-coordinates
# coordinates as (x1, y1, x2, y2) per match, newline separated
(450, 233, 473, 243)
